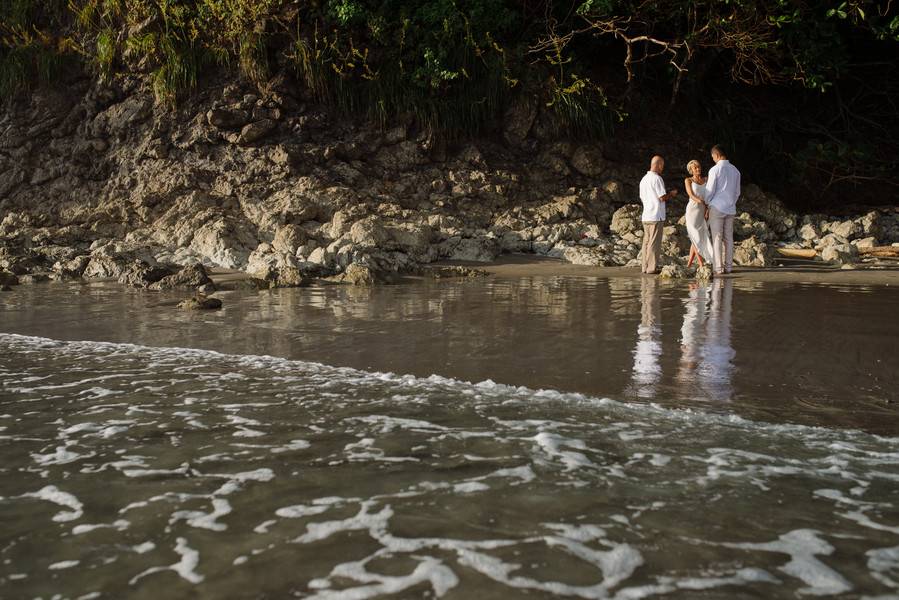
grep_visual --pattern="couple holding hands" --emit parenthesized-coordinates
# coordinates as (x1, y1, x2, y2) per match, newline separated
(639, 145, 741, 276)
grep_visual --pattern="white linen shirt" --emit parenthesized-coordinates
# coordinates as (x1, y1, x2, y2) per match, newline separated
(639, 171, 667, 222)
(705, 159, 741, 215)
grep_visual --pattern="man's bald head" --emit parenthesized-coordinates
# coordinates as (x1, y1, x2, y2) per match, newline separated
(650, 155, 665, 173)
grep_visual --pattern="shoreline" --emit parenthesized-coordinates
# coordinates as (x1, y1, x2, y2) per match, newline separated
(199, 254, 899, 289)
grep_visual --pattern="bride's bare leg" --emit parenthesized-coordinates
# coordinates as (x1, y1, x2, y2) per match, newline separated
(687, 245, 696, 267)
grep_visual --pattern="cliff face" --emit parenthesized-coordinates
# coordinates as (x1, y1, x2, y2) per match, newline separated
(0, 75, 896, 286)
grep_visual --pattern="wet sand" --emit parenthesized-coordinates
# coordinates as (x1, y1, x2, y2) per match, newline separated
(2, 268, 897, 435)
(443, 254, 899, 286)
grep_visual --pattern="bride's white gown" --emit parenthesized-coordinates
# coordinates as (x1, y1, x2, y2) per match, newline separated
(686, 180, 714, 262)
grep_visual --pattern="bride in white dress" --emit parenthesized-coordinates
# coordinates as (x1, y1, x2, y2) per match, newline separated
(683, 160, 714, 267)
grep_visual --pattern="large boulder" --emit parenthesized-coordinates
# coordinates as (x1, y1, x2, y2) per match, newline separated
(151, 263, 213, 290)
(824, 219, 860, 240)
(207, 108, 250, 130)
(570, 145, 606, 178)
(446, 237, 500, 262)
(0, 271, 19, 286)
(271, 224, 307, 256)
(738, 184, 796, 234)
(821, 243, 858, 265)
(118, 261, 176, 288)
(349, 217, 389, 248)
(82, 255, 129, 279)
(733, 236, 776, 267)
(238, 119, 277, 145)
(610, 204, 643, 235)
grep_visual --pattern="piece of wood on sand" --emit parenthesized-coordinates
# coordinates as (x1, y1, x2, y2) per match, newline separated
(777, 248, 817, 259)
(858, 246, 899, 257)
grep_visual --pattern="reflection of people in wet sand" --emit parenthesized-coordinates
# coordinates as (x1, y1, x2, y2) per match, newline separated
(677, 281, 709, 383)
(631, 277, 662, 398)
(680, 278, 735, 402)
(701, 278, 736, 401)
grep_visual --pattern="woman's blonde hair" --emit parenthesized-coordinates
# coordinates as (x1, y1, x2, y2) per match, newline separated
(686, 159, 701, 174)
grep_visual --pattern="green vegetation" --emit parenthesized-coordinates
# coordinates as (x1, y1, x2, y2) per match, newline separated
(1, 1, 897, 206)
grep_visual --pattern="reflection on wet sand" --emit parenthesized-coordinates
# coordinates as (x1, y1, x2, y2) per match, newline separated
(631, 277, 662, 399)
(633, 277, 736, 402)
(0, 276, 897, 432)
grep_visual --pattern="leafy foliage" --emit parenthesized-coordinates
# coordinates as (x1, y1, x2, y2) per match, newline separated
(0, 0, 897, 204)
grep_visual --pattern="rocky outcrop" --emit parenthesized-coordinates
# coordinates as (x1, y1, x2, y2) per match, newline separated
(1, 76, 895, 285)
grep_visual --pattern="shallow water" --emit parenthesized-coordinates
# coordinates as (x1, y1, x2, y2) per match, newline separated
(1, 276, 897, 432)
(1, 276, 899, 598)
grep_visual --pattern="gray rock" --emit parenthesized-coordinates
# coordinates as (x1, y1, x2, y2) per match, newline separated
(54, 255, 91, 278)
(178, 296, 222, 310)
(821, 243, 858, 264)
(151, 263, 213, 289)
(207, 108, 251, 130)
(118, 261, 176, 288)
(0, 271, 20, 286)
(271, 224, 307, 255)
(570, 145, 605, 177)
(659, 265, 688, 279)
(19, 273, 51, 283)
(733, 236, 775, 267)
(82, 255, 129, 279)
(826, 220, 860, 240)
(695, 264, 713, 280)
(853, 236, 877, 250)
(350, 218, 389, 248)
(449, 237, 500, 262)
(339, 263, 378, 286)
(238, 119, 277, 145)
(610, 204, 643, 235)
(798, 223, 819, 242)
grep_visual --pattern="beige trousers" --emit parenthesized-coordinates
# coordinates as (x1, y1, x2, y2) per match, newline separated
(708, 207, 735, 273)
(641, 221, 663, 273)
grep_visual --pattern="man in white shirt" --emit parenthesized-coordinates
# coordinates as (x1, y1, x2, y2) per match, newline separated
(638, 155, 678, 274)
(704, 145, 741, 275)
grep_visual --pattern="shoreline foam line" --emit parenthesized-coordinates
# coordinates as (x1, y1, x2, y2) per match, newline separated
(1, 332, 895, 443)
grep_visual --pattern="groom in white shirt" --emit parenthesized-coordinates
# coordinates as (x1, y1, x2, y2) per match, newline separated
(704, 145, 741, 275)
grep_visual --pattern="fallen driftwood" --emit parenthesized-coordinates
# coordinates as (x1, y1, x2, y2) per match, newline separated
(777, 248, 817, 259)
(858, 246, 899, 257)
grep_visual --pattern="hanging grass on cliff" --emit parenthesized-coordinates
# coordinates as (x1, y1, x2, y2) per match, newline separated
(1, 0, 898, 206)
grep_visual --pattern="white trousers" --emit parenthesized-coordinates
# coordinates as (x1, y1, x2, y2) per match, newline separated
(708, 207, 734, 274)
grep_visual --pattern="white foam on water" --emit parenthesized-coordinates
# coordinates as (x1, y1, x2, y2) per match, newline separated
(347, 415, 450, 434)
(6, 332, 896, 447)
(170, 498, 232, 531)
(532, 432, 595, 471)
(72, 519, 129, 535)
(814, 489, 899, 535)
(453, 481, 489, 493)
(293, 502, 393, 544)
(233, 426, 266, 438)
(721, 529, 852, 595)
(47, 560, 80, 570)
(866, 545, 899, 589)
(129, 537, 204, 585)
(31, 445, 94, 466)
(132, 542, 155, 554)
(305, 555, 459, 599)
(270, 439, 311, 453)
(276, 504, 331, 518)
(253, 520, 277, 534)
(22, 486, 83, 522)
